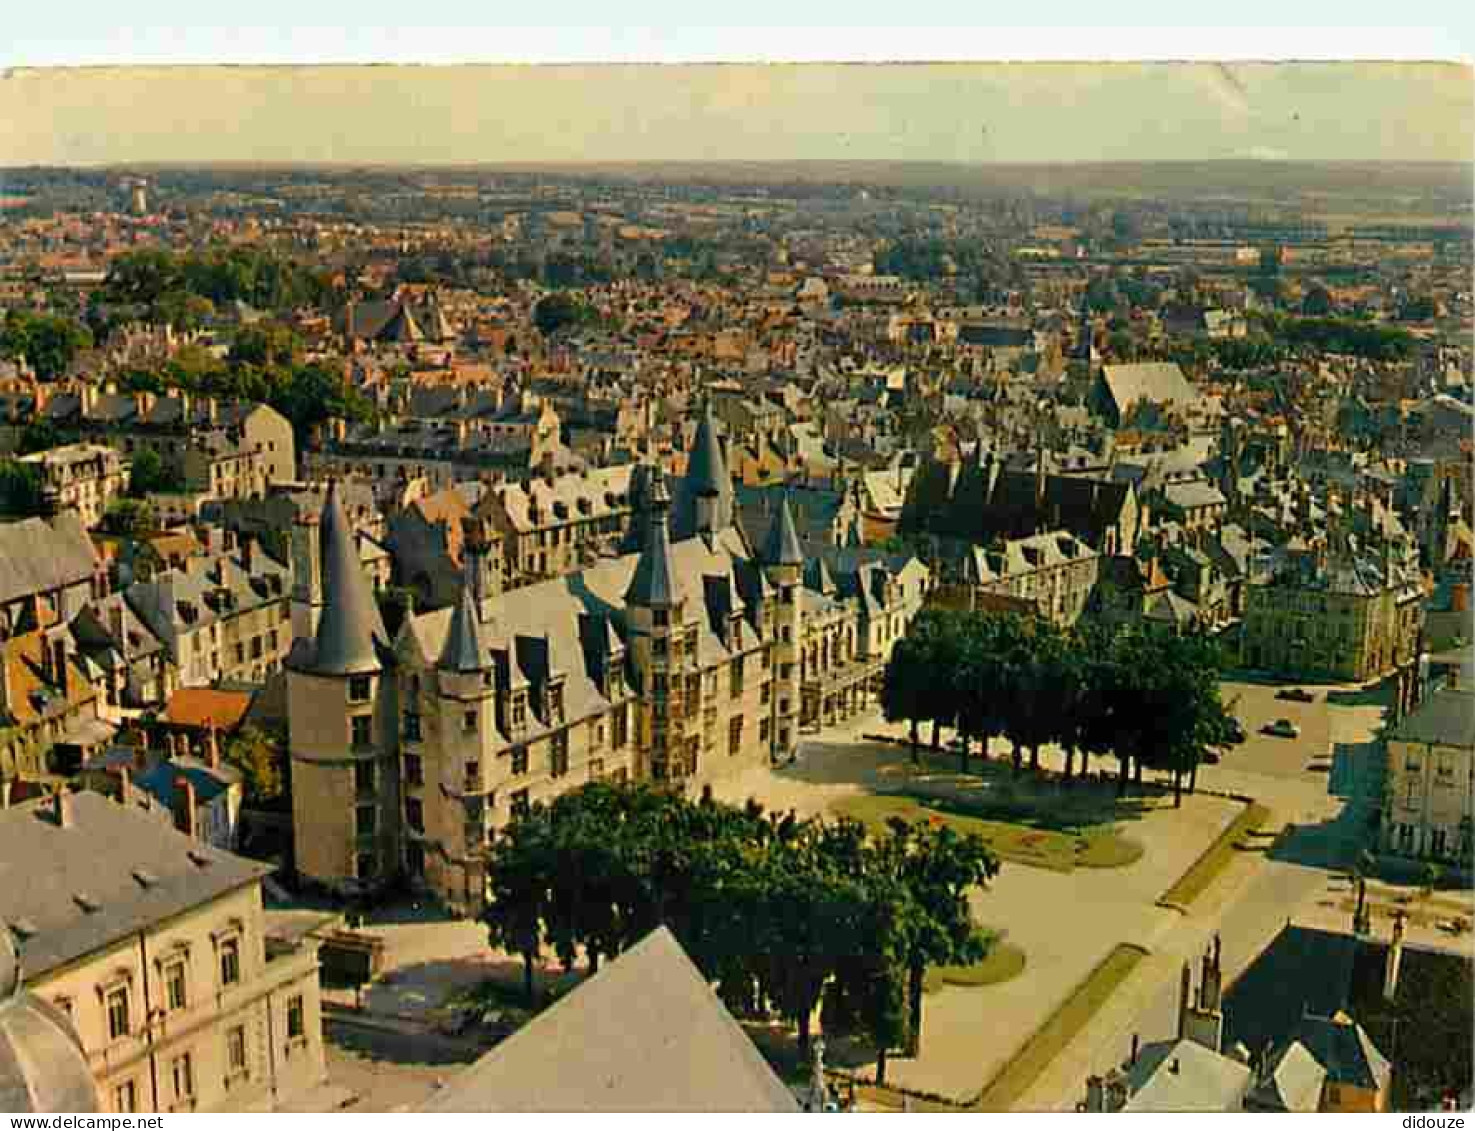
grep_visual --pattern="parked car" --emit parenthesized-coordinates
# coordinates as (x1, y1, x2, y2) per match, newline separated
(1226, 719, 1247, 744)
(1264, 718, 1301, 738)
(1203, 751, 1221, 765)
(1276, 688, 1317, 703)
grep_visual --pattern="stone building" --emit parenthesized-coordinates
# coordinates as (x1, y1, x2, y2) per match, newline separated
(125, 542, 292, 689)
(17, 443, 130, 529)
(476, 464, 636, 589)
(1381, 662, 1473, 864)
(0, 790, 327, 1113)
(1240, 537, 1424, 684)
(936, 529, 1100, 627)
(286, 411, 926, 914)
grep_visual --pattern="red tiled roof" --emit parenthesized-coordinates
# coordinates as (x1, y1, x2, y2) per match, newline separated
(162, 688, 254, 731)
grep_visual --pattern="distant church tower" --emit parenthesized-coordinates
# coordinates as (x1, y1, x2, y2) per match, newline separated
(1066, 295, 1098, 403)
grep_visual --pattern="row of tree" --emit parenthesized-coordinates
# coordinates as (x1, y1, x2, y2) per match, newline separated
(881, 609, 1236, 804)
(483, 780, 999, 1082)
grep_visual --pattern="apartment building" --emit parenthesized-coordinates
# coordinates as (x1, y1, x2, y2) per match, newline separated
(1382, 664, 1474, 865)
(17, 444, 130, 529)
(0, 790, 327, 1113)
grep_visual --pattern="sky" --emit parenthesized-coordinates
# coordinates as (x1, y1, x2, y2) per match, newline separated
(1, 23, 1471, 166)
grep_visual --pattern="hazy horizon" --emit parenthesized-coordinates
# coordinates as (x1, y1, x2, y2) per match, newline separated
(2, 62, 1470, 167)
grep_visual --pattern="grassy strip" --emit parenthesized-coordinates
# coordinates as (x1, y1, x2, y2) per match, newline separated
(833, 793, 1143, 873)
(1157, 801, 1273, 910)
(924, 943, 1028, 994)
(970, 943, 1149, 1111)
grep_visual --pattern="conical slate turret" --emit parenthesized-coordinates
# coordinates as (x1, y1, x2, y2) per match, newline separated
(309, 481, 388, 674)
(761, 494, 804, 567)
(625, 471, 683, 609)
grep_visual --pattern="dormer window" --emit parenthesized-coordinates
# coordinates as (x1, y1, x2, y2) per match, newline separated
(548, 682, 565, 722)
(511, 694, 527, 730)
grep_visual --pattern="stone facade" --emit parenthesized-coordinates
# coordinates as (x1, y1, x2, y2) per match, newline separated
(1240, 541, 1424, 683)
(0, 792, 326, 1115)
(287, 412, 928, 916)
(18, 444, 130, 529)
(1382, 672, 1474, 865)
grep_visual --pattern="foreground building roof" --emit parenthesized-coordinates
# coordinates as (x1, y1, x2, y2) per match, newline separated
(423, 927, 799, 1112)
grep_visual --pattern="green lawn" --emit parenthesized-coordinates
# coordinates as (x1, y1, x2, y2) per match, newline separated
(924, 938, 1028, 994)
(1157, 802, 1274, 909)
(970, 944, 1148, 1111)
(832, 792, 1143, 874)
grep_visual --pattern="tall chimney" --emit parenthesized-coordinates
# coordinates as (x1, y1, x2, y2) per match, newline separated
(1384, 912, 1406, 1001)
(205, 723, 221, 771)
(117, 766, 132, 807)
(52, 787, 71, 828)
(172, 775, 198, 840)
(1177, 961, 1191, 1041)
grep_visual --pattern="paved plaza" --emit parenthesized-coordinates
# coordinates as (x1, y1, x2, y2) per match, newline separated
(308, 672, 1406, 1110)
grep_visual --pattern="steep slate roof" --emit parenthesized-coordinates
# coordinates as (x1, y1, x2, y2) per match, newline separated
(624, 490, 683, 609)
(759, 495, 805, 567)
(1123, 1038, 1252, 1113)
(0, 513, 97, 609)
(1099, 362, 1200, 418)
(423, 927, 799, 1112)
(439, 577, 495, 673)
(671, 406, 735, 539)
(0, 791, 269, 980)
(307, 482, 389, 675)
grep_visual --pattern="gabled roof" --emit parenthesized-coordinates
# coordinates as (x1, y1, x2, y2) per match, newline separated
(423, 927, 798, 1112)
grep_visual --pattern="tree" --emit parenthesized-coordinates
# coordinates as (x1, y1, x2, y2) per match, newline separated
(102, 498, 156, 539)
(127, 447, 181, 497)
(0, 310, 93, 380)
(225, 726, 285, 804)
(1301, 283, 1334, 317)
(0, 461, 49, 518)
(229, 322, 302, 369)
(881, 634, 929, 764)
(533, 293, 593, 338)
(878, 820, 999, 1056)
(484, 802, 554, 1005)
(15, 420, 62, 456)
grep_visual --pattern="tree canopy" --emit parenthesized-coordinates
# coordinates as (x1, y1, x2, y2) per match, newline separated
(0, 309, 93, 380)
(882, 608, 1235, 803)
(482, 780, 999, 1079)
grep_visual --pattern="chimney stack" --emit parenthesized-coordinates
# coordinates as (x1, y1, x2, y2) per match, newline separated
(1, 777, 12, 809)
(117, 765, 132, 807)
(205, 723, 221, 771)
(52, 787, 71, 828)
(172, 775, 198, 840)
(1384, 912, 1406, 1001)
(1178, 961, 1191, 1041)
